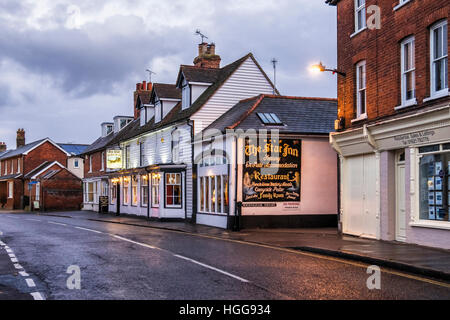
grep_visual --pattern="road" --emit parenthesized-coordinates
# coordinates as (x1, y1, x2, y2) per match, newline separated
(0, 212, 449, 300)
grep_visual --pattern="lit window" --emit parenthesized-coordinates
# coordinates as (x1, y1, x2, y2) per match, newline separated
(401, 36, 416, 105)
(123, 177, 130, 205)
(131, 176, 138, 206)
(141, 175, 149, 207)
(110, 183, 117, 204)
(356, 60, 367, 118)
(419, 145, 450, 222)
(199, 175, 229, 214)
(165, 173, 182, 208)
(430, 20, 448, 97)
(151, 174, 160, 207)
(355, 0, 366, 32)
(86, 182, 94, 203)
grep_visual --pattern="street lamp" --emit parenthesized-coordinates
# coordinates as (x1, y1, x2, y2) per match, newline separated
(311, 62, 346, 77)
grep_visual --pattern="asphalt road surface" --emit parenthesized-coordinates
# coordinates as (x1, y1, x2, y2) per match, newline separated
(0, 212, 449, 300)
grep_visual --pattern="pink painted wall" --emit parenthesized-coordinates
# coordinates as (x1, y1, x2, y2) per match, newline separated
(241, 137, 338, 216)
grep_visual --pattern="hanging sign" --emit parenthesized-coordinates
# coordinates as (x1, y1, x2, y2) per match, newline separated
(107, 150, 122, 169)
(243, 138, 301, 202)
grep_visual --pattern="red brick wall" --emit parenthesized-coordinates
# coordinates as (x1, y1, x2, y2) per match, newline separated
(84, 150, 106, 179)
(41, 169, 82, 211)
(23, 141, 68, 175)
(0, 180, 23, 210)
(0, 156, 22, 176)
(335, 0, 449, 129)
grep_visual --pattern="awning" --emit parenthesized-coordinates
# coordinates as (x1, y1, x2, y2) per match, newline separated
(107, 164, 187, 178)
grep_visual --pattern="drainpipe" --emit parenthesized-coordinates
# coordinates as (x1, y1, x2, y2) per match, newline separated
(186, 120, 196, 224)
(233, 134, 240, 231)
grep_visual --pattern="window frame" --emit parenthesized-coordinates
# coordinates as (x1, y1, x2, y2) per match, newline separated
(164, 172, 182, 209)
(7, 181, 13, 199)
(131, 175, 138, 206)
(400, 36, 416, 107)
(354, 0, 366, 33)
(141, 175, 149, 207)
(151, 173, 161, 208)
(355, 60, 367, 119)
(430, 20, 448, 98)
(123, 177, 130, 205)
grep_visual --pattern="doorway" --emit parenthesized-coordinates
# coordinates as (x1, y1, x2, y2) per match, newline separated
(395, 151, 406, 242)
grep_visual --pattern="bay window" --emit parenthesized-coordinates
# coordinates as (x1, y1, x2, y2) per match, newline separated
(430, 20, 448, 97)
(165, 173, 182, 208)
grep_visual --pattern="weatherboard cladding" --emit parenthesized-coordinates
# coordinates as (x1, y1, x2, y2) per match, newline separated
(206, 96, 337, 134)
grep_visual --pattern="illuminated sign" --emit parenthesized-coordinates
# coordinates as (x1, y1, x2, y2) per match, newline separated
(107, 150, 122, 169)
(243, 138, 301, 202)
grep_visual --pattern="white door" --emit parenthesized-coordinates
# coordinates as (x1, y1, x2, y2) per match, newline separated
(396, 160, 406, 242)
(342, 154, 378, 238)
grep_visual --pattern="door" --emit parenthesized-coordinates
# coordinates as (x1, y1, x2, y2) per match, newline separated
(342, 154, 378, 238)
(396, 152, 406, 242)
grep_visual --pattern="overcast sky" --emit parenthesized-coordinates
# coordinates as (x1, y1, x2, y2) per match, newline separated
(0, 0, 337, 148)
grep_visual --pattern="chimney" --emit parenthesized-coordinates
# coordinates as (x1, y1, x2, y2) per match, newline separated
(134, 81, 153, 120)
(16, 129, 25, 148)
(0, 142, 6, 152)
(193, 42, 221, 69)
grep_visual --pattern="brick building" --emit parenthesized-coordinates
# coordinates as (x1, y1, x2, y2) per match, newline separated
(326, 0, 449, 249)
(0, 130, 83, 211)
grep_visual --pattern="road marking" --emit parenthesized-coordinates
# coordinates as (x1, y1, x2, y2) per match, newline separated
(112, 235, 156, 249)
(6, 248, 13, 253)
(30, 292, 44, 300)
(14, 263, 23, 270)
(10, 257, 18, 263)
(25, 278, 36, 288)
(48, 221, 67, 227)
(26, 219, 41, 222)
(174, 254, 249, 283)
(0, 241, 5, 246)
(75, 226, 102, 234)
(19, 271, 29, 277)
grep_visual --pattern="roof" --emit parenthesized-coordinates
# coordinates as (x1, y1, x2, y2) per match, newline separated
(58, 144, 89, 156)
(0, 139, 46, 160)
(176, 65, 221, 86)
(23, 161, 52, 179)
(0, 173, 22, 181)
(136, 91, 152, 108)
(205, 95, 337, 134)
(152, 83, 181, 100)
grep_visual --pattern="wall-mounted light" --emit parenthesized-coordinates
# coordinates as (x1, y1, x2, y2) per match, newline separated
(311, 62, 346, 77)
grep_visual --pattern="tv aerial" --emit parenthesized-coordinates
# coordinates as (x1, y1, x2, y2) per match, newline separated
(195, 29, 209, 43)
(145, 69, 156, 83)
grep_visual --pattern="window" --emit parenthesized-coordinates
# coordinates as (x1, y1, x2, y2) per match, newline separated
(199, 175, 229, 214)
(257, 113, 283, 125)
(17, 159, 20, 173)
(74, 159, 79, 168)
(110, 183, 117, 204)
(4, 162, 6, 175)
(355, 0, 366, 32)
(419, 145, 450, 222)
(356, 61, 367, 118)
(165, 173, 182, 208)
(101, 152, 105, 171)
(106, 125, 113, 135)
(124, 145, 131, 169)
(131, 176, 138, 206)
(430, 20, 448, 97)
(86, 182, 94, 203)
(151, 173, 161, 207)
(182, 83, 191, 109)
(10, 160, 13, 174)
(141, 175, 149, 207)
(35, 182, 40, 201)
(139, 141, 145, 167)
(8, 181, 13, 198)
(102, 181, 108, 197)
(123, 177, 130, 205)
(89, 155, 92, 173)
(401, 37, 416, 105)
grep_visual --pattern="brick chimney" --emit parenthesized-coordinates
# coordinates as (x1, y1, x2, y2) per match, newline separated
(193, 42, 221, 68)
(0, 142, 6, 152)
(134, 81, 153, 119)
(16, 129, 25, 149)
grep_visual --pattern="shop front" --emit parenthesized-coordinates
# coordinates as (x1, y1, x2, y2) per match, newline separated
(108, 165, 186, 220)
(331, 104, 450, 249)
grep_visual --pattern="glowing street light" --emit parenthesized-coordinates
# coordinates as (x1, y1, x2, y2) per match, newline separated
(311, 62, 346, 77)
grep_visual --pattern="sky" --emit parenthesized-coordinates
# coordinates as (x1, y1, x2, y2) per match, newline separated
(0, 0, 337, 148)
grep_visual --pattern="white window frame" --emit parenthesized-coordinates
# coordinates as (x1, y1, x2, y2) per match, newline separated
(400, 36, 416, 107)
(141, 175, 149, 207)
(89, 155, 92, 173)
(17, 158, 20, 174)
(165, 172, 182, 208)
(151, 173, 161, 208)
(355, 60, 367, 119)
(123, 177, 130, 205)
(10, 160, 13, 174)
(101, 152, 105, 171)
(354, 0, 366, 33)
(131, 176, 138, 206)
(430, 20, 448, 98)
(74, 159, 79, 168)
(8, 181, 13, 198)
(181, 82, 191, 110)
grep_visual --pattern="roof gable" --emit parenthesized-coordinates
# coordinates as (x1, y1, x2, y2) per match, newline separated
(0, 138, 71, 160)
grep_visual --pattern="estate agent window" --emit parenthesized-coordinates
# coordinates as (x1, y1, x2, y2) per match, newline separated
(123, 177, 130, 205)
(401, 36, 416, 106)
(165, 173, 182, 208)
(430, 20, 448, 97)
(356, 60, 367, 118)
(419, 143, 450, 222)
(151, 174, 160, 207)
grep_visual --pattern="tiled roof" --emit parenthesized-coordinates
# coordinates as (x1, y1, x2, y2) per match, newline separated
(152, 83, 181, 100)
(0, 173, 22, 181)
(176, 65, 221, 85)
(23, 161, 52, 179)
(205, 95, 337, 134)
(58, 144, 89, 156)
(136, 91, 152, 106)
(0, 139, 47, 160)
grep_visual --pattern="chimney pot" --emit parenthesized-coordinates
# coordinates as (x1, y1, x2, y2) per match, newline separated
(0, 142, 6, 152)
(16, 128, 25, 149)
(142, 81, 146, 91)
(147, 83, 152, 91)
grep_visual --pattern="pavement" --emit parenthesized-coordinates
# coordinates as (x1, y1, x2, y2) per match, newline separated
(21, 210, 450, 281)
